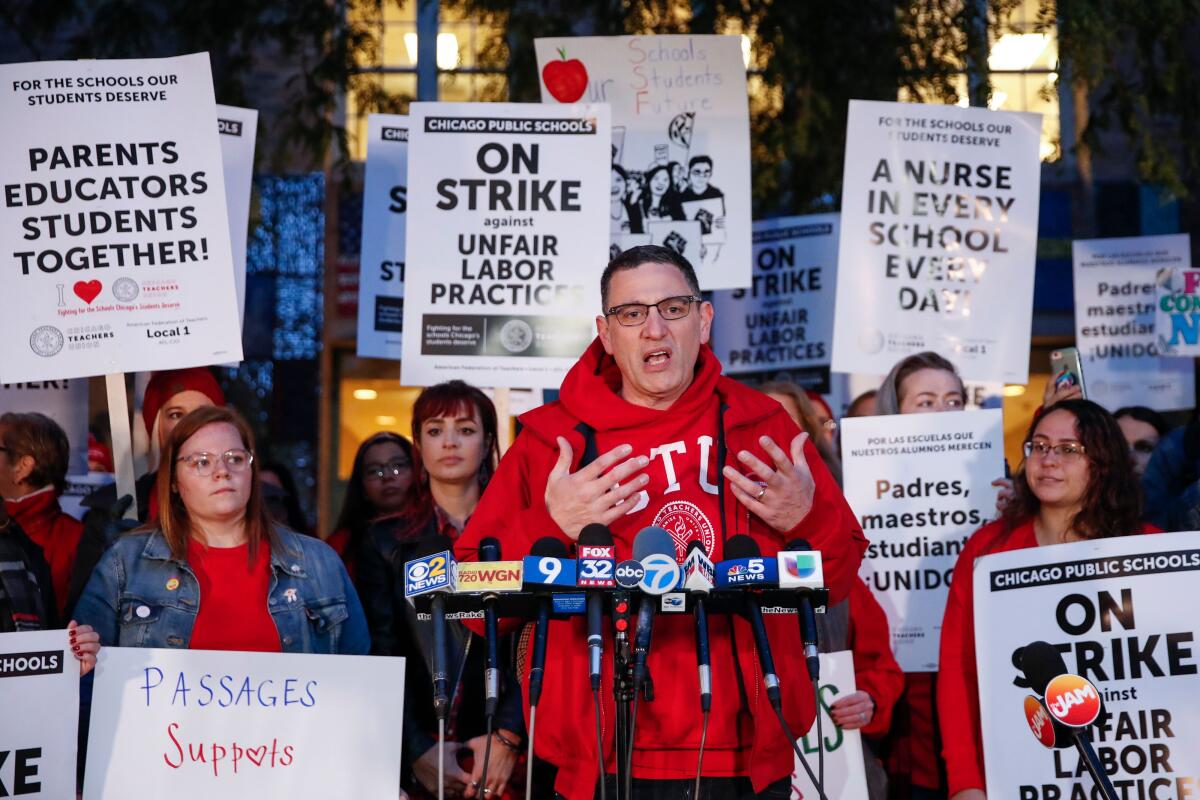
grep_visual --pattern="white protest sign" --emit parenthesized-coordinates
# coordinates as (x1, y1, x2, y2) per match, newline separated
(0, 630, 78, 799)
(84, 647, 405, 799)
(0, 378, 89, 474)
(216, 104, 257, 328)
(357, 114, 408, 359)
(791, 650, 870, 800)
(534, 35, 752, 290)
(1155, 264, 1200, 358)
(402, 102, 610, 389)
(1072, 234, 1193, 411)
(832, 100, 1042, 383)
(712, 214, 837, 375)
(974, 532, 1200, 799)
(0, 53, 243, 383)
(841, 409, 1004, 671)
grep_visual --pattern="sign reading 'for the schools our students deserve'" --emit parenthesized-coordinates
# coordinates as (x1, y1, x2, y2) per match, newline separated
(401, 102, 610, 389)
(0, 53, 243, 383)
(840, 408, 1005, 672)
(84, 647, 405, 799)
(0, 630, 78, 799)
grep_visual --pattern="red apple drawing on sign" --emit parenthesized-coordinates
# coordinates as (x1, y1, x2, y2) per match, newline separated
(542, 47, 588, 103)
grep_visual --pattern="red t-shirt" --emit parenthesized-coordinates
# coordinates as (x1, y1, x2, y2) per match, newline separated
(186, 538, 281, 652)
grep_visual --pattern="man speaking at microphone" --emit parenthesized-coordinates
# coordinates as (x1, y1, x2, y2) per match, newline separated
(456, 245, 867, 799)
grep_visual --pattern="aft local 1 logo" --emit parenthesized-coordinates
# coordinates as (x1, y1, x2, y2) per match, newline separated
(638, 553, 681, 595)
(404, 553, 453, 596)
(29, 325, 65, 357)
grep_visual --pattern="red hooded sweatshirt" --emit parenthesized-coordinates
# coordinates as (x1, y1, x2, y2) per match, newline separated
(456, 340, 867, 799)
(6, 487, 83, 618)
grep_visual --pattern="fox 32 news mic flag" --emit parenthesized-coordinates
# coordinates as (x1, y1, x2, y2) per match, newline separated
(534, 35, 752, 290)
(974, 532, 1200, 799)
(1073, 234, 1194, 411)
(791, 651, 870, 800)
(832, 100, 1042, 384)
(358, 114, 408, 360)
(401, 102, 610, 389)
(0, 53, 243, 382)
(0, 630, 79, 799)
(841, 409, 1004, 672)
(85, 647, 406, 799)
(711, 213, 838, 378)
(216, 104, 257, 327)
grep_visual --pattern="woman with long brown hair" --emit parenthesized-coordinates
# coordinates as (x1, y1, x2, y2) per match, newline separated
(74, 405, 368, 655)
(938, 399, 1157, 799)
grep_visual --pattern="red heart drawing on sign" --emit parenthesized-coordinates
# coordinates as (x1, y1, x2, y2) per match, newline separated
(244, 746, 268, 766)
(73, 280, 102, 304)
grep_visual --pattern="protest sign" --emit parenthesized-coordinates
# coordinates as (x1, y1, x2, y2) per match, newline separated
(357, 114, 408, 359)
(401, 102, 610, 389)
(712, 214, 837, 375)
(0, 53, 243, 383)
(216, 104, 257, 327)
(534, 35, 752, 290)
(841, 409, 1004, 671)
(1155, 257, 1200, 357)
(0, 378, 89, 474)
(0, 630, 78, 799)
(1073, 234, 1193, 411)
(792, 650, 870, 800)
(974, 532, 1200, 799)
(832, 100, 1042, 383)
(84, 647, 405, 799)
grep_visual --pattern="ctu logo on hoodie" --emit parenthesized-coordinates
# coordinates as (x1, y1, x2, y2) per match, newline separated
(616, 435, 720, 559)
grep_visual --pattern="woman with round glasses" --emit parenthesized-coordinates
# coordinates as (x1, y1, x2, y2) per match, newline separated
(937, 399, 1156, 800)
(74, 405, 368, 655)
(328, 431, 415, 580)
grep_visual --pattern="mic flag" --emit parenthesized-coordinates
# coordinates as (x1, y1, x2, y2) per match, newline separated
(578, 522, 616, 588)
(524, 537, 577, 589)
(634, 526, 681, 595)
(776, 543, 824, 590)
(404, 539, 458, 598)
(683, 540, 715, 593)
(715, 536, 778, 588)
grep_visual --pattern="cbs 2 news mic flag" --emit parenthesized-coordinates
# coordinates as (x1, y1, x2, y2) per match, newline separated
(974, 532, 1200, 799)
(0, 53, 243, 382)
(401, 102, 610, 389)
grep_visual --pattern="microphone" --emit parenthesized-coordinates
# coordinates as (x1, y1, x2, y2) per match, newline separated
(577, 524, 615, 691)
(714, 539, 779, 589)
(403, 535, 457, 721)
(723, 535, 782, 710)
(780, 538, 823, 680)
(682, 540, 713, 711)
(1020, 641, 1118, 800)
(478, 538, 504, 718)
(631, 526, 680, 696)
(524, 537, 569, 708)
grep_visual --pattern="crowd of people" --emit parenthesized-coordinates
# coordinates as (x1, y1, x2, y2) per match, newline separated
(0, 244, 1187, 800)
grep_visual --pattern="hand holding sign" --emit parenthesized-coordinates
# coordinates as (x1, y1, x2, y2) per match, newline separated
(67, 620, 100, 677)
(414, 743, 471, 798)
(829, 690, 876, 731)
(722, 433, 816, 532)
(463, 730, 519, 798)
(545, 438, 649, 539)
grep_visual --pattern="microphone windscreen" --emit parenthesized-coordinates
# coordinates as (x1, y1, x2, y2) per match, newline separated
(723, 534, 761, 560)
(784, 538, 814, 551)
(530, 536, 568, 558)
(415, 534, 455, 558)
(1021, 640, 1069, 696)
(579, 523, 614, 547)
(632, 526, 675, 561)
(479, 537, 502, 562)
(685, 540, 705, 555)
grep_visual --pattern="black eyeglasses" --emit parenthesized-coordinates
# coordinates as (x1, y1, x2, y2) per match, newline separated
(364, 459, 412, 482)
(605, 295, 700, 327)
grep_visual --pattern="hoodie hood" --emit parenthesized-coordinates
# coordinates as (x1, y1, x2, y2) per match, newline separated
(558, 337, 723, 432)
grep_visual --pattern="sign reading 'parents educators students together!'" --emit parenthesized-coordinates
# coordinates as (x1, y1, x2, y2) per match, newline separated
(0, 53, 243, 383)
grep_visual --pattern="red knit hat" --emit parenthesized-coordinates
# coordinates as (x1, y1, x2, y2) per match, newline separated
(805, 390, 835, 422)
(141, 368, 225, 432)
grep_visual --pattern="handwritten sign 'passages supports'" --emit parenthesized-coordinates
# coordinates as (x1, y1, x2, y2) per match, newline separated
(534, 35, 752, 290)
(711, 214, 837, 375)
(841, 408, 1004, 671)
(84, 647, 405, 799)
(0, 53, 242, 382)
(832, 100, 1042, 383)
(402, 103, 610, 389)
(974, 532, 1200, 800)
(1072, 234, 1194, 411)
(358, 114, 408, 360)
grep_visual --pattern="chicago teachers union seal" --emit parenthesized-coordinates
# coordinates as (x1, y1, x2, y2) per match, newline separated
(112, 277, 140, 302)
(652, 500, 716, 560)
(29, 325, 65, 357)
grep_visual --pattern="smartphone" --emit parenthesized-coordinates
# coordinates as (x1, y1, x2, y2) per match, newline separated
(1049, 347, 1086, 399)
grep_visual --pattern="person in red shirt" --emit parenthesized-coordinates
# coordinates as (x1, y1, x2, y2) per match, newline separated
(0, 411, 84, 618)
(938, 399, 1157, 799)
(455, 245, 867, 800)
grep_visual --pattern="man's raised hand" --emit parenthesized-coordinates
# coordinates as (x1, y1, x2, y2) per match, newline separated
(545, 437, 649, 539)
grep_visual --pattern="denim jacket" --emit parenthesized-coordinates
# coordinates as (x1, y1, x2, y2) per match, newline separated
(73, 526, 370, 655)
